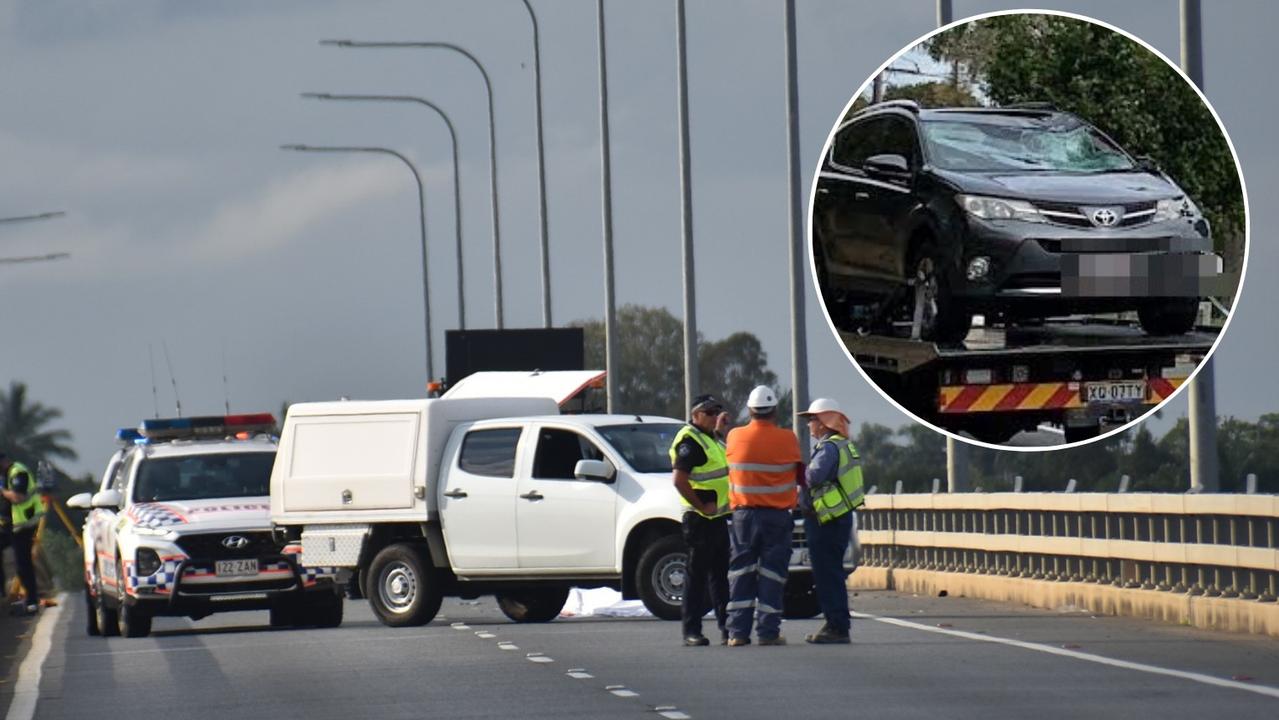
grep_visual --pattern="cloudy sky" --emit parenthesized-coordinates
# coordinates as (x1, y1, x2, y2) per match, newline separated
(0, 0, 1272, 478)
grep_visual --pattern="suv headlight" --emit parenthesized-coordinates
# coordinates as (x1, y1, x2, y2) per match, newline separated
(1154, 196, 1199, 222)
(956, 194, 1045, 223)
(136, 548, 162, 576)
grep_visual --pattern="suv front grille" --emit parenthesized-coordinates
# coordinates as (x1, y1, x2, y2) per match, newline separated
(1032, 200, 1157, 229)
(176, 531, 277, 560)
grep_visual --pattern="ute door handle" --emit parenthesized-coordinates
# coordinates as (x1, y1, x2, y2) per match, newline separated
(443, 488, 468, 499)
(519, 490, 544, 501)
(816, 187, 830, 195)
(854, 191, 870, 200)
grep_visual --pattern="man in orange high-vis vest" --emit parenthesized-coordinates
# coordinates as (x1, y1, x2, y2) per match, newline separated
(724, 385, 802, 646)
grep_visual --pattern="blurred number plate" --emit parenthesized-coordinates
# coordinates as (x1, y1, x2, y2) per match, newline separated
(215, 559, 258, 577)
(1085, 381, 1146, 403)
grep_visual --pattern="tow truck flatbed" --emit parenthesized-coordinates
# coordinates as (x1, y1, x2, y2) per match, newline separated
(841, 318, 1217, 444)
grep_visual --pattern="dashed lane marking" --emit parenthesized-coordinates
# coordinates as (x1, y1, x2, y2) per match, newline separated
(475, 631, 497, 639)
(605, 685, 638, 698)
(655, 708, 691, 720)
(566, 668, 594, 679)
(854, 611, 1279, 701)
(450, 622, 471, 630)
(526, 652, 554, 663)
(497, 641, 519, 650)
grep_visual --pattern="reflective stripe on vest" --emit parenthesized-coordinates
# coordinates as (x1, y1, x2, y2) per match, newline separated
(669, 425, 730, 518)
(810, 434, 865, 524)
(9, 462, 44, 526)
(726, 420, 800, 510)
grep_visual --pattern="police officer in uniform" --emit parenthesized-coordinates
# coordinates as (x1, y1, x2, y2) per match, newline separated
(668, 394, 732, 646)
(797, 398, 864, 644)
(0, 452, 41, 614)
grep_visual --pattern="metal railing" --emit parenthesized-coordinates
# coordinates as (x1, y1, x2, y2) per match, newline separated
(857, 493, 1279, 602)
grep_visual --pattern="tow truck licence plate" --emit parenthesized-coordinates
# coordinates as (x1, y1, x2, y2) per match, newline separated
(215, 559, 259, 577)
(1085, 381, 1147, 403)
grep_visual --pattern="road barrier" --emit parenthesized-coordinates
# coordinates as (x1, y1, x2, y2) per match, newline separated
(852, 492, 1279, 636)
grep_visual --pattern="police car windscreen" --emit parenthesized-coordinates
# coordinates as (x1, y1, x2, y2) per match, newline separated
(134, 453, 276, 502)
(595, 423, 682, 474)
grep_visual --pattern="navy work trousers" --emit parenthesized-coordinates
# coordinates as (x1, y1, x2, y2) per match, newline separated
(804, 512, 853, 633)
(726, 507, 792, 640)
(681, 511, 729, 638)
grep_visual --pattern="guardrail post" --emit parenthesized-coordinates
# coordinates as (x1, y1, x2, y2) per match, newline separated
(1246, 473, 1257, 494)
(932, 477, 941, 494)
(1118, 474, 1131, 493)
(1065, 478, 1077, 493)
(1013, 475, 1023, 493)
(895, 480, 904, 495)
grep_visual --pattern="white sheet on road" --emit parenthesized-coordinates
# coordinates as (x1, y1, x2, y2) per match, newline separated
(560, 588, 653, 618)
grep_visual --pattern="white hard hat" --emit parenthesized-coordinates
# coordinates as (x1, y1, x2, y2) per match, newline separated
(797, 398, 843, 417)
(746, 385, 778, 409)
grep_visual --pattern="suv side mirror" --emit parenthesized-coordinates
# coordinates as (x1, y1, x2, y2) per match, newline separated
(574, 459, 615, 483)
(863, 153, 911, 177)
(91, 489, 123, 509)
(66, 492, 93, 510)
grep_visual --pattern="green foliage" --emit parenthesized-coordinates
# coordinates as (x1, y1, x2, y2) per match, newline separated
(574, 305, 786, 424)
(926, 14, 1244, 265)
(883, 81, 979, 109)
(38, 524, 84, 593)
(0, 381, 77, 467)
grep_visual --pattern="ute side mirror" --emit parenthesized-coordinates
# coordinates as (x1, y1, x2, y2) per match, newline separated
(1135, 155, 1161, 173)
(863, 153, 911, 177)
(574, 459, 615, 483)
(66, 492, 93, 510)
(91, 489, 123, 509)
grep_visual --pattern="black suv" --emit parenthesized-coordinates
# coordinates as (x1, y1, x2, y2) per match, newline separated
(812, 101, 1220, 343)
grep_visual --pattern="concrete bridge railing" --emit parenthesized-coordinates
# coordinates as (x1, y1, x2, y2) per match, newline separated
(851, 493, 1279, 636)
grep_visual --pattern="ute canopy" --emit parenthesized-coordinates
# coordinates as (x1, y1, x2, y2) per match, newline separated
(442, 370, 605, 407)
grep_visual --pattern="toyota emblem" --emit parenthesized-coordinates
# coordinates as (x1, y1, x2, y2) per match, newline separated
(1091, 207, 1119, 227)
(221, 535, 250, 550)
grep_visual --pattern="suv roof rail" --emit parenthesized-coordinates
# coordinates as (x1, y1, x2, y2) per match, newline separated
(1002, 101, 1057, 111)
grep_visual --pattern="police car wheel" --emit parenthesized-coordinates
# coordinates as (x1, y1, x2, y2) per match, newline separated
(95, 568, 119, 638)
(496, 587, 569, 623)
(303, 590, 344, 628)
(269, 603, 298, 628)
(635, 534, 685, 621)
(782, 575, 822, 619)
(118, 602, 152, 639)
(367, 543, 441, 627)
(85, 587, 101, 636)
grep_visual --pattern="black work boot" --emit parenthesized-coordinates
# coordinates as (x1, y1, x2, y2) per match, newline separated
(804, 624, 850, 644)
(683, 634, 710, 647)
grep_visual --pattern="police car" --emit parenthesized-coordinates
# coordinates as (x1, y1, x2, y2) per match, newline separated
(67, 414, 343, 638)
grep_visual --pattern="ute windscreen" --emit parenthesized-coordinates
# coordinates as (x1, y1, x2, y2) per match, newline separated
(596, 423, 682, 474)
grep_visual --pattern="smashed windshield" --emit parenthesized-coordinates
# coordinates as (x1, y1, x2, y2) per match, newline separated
(595, 423, 682, 474)
(921, 118, 1135, 172)
(134, 452, 275, 502)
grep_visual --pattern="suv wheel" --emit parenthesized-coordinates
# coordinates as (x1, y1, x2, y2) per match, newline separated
(813, 242, 850, 330)
(782, 574, 822, 619)
(1138, 299, 1198, 335)
(85, 586, 101, 636)
(635, 534, 685, 621)
(496, 587, 570, 623)
(908, 247, 972, 345)
(302, 590, 344, 628)
(118, 602, 152, 638)
(94, 566, 119, 638)
(367, 543, 442, 627)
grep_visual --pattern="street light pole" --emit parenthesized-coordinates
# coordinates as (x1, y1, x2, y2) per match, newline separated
(280, 143, 436, 382)
(301, 92, 468, 330)
(784, 0, 809, 457)
(521, 0, 553, 328)
(322, 39, 506, 328)
(0, 211, 66, 225)
(676, 0, 698, 412)
(597, 0, 617, 413)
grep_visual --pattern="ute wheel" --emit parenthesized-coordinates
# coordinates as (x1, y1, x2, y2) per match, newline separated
(118, 602, 152, 638)
(85, 586, 101, 637)
(635, 534, 686, 621)
(908, 244, 972, 345)
(301, 591, 344, 628)
(496, 587, 570, 623)
(782, 574, 822, 620)
(1138, 299, 1198, 335)
(367, 543, 442, 627)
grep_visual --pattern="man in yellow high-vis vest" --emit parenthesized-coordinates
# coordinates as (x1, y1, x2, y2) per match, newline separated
(797, 399, 863, 644)
(668, 394, 731, 646)
(0, 452, 42, 614)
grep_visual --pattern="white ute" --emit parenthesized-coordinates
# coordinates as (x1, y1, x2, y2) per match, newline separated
(271, 396, 838, 626)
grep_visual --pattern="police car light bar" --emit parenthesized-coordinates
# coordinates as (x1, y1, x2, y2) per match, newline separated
(138, 413, 276, 441)
(115, 428, 143, 444)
